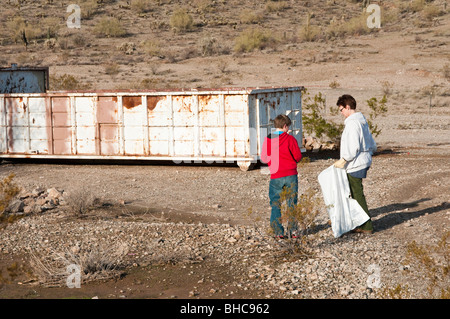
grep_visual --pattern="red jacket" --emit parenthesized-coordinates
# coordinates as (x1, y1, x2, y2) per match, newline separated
(261, 132, 302, 179)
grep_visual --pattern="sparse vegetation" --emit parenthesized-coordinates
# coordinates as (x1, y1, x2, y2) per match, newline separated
(366, 95, 388, 137)
(131, 0, 152, 14)
(302, 90, 344, 143)
(50, 74, 92, 91)
(329, 80, 340, 89)
(239, 9, 264, 25)
(265, 0, 290, 13)
(0, 174, 21, 225)
(380, 231, 449, 299)
(141, 39, 161, 57)
(64, 187, 98, 217)
(170, 8, 194, 33)
(298, 13, 322, 42)
(276, 186, 322, 258)
(406, 232, 450, 298)
(104, 62, 120, 77)
(94, 17, 127, 38)
(326, 10, 376, 39)
(234, 27, 274, 53)
(29, 241, 130, 287)
(6, 16, 41, 47)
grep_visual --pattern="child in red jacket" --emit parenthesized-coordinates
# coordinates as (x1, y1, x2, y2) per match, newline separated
(261, 114, 302, 238)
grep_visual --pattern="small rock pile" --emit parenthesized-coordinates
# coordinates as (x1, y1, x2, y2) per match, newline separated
(3, 187, 65, 216)
(303, 136, 338, 152)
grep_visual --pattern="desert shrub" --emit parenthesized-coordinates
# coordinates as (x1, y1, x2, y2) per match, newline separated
(94, 17, 127, 38)
(276, 187, 322, 257)
(302, 90, 344, 143)
(80, 0, 98, 19)
(141, 39, 161, 57)
(239, 9, 264, 24)
(406, 232, 449, 298)
(64, 187, 98, 217)
(104, 62, 120, 76)
(169, 8, 194, 33)
(234, 27, 274, 53)
(421, 4, 442, 21)
(0, 174, 20, 213)
(298, 13, 322, 42)
(6, 16, 41, 45)
(72, 34, 86, 47)
(265, 0, 289, 13)
(131, 0, 151, 13)
(380, 231, 449, 299)
(41, 17, 61, 39)
(326, 12, 374, 39)
(329, 80, 340, 89)
(366, 95, 388, 137)
(411, 0, 426, 12)
(50, 74, 92, 91)
(0, 174, 21, 224)
(29, 241, 129, 287)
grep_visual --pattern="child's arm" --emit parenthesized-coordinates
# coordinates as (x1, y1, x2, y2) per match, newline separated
(290, 137, 302, 163)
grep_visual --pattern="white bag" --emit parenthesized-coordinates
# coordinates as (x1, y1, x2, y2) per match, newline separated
(318, 165, 369, 238)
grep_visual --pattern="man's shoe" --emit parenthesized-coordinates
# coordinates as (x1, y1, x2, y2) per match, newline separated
(352, 227, 373, 234)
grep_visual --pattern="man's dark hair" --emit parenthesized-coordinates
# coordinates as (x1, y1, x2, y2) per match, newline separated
(274, 114, 292, 129)
(337, 94, 357, 110)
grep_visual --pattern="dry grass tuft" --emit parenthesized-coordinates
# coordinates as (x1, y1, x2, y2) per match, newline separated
(29, 241, 129, 288)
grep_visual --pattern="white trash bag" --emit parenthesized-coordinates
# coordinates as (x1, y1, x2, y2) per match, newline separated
(318, 165, 369, 238)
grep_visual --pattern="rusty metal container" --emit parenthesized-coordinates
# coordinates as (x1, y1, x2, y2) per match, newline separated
(0, 87, 304, 170)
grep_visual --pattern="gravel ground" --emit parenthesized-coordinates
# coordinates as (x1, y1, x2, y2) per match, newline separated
(0, 140, 448, 299)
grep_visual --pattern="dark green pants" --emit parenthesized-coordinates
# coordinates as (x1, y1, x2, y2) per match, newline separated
(347, 173, 373, 231)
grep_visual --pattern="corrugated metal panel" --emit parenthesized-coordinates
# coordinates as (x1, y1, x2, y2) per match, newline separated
(0, 87, 304, 170)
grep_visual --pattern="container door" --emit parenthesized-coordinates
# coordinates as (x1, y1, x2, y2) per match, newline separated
(51, 97, 72, 155)
(97, 96, 119, 156)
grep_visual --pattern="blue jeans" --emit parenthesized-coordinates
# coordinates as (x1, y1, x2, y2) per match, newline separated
(269, 175, 298, 236)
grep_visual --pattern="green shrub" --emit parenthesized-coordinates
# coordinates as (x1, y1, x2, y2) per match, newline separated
(276, 186, 322, 257)
(302, 90, 344, 143)
(366, 95, 388, 137)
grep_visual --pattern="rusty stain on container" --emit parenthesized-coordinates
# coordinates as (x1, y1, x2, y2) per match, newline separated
(123, 96, 142, 109)
(147, 96, 163, 111)
(0, 87, 304, 170)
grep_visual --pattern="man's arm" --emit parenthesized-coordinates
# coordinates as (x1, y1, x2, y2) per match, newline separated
(340, 121, 361, 162)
